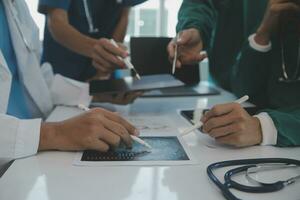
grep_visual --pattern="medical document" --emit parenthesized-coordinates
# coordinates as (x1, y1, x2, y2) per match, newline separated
(73, 136, 195, 166)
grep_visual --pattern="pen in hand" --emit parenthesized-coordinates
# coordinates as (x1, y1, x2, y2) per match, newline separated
(180, 95, 249, 136)
(77, 104, 152, 149)
(110, 39, 141, 80)
(172, 35, 179, 74)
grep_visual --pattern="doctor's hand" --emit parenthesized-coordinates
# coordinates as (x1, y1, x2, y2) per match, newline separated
(255, 0, 300, 45)
(39, 108, 139, 152)
(91, 38, 128, 77)
(93, 91, 144, 105)
(167, 28, 207, 68)
(200, 103, 262, 147)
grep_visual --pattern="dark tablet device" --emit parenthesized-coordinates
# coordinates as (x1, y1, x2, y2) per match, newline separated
(130, 37, 200, 85)
(180, 106, 260, 126)
(142, 83, 220, 97)
(130, 37, 220, 97)
(90, 74, 185, 94)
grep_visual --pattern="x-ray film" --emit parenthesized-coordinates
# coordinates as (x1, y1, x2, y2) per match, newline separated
(73, 136, 196, 166)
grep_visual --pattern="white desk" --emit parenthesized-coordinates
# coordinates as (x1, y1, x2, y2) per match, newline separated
(0, 89, 299, 200)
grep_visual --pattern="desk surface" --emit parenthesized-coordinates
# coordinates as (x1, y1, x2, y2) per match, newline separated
(1, 88, 300, 200)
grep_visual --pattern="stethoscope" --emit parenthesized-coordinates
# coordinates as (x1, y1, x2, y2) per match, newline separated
(278, 16, 300, 83)
(278, 39, 300, 83)
(83, 0, 99, 34)
(83, 0, 127, 34)
(207, 158, 300, 200)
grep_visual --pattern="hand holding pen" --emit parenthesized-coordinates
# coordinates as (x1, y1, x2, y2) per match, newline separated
(182, 95, 263, 147)
(92, 38, 129, 77)
(78, 104, 152, 149)
(110, 39, 141, 80)
(168, 29, 207, 71)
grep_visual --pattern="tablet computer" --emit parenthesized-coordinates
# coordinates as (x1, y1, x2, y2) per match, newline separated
(130, 37, 220, 97)
(90, 74, 185, 94)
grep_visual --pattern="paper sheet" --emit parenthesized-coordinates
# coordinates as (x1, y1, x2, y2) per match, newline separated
(177, 109, 220, 149)
(125, 115, 178, 136)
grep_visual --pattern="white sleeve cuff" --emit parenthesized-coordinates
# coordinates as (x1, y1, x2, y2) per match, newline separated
(15, 119, 42, 159)
(248, 34, 272, 53)
(254, 112, 277, 146)
(50, 74, 92, 107)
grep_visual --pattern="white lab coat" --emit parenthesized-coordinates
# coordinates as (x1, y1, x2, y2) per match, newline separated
(0, 0, 91, 160)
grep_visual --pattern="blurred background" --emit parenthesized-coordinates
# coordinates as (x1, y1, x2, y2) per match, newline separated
(25, 0, 209, 81)
(25, 0, 183, 41)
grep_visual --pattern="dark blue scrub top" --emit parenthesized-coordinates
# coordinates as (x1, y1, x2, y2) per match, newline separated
(39, 0, 146, 81)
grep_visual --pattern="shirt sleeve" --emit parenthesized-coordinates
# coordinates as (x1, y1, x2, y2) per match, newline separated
(0, 114, 41, 159)
(38, 0, 71, 14)
(50, 74, 92, 107)
(254, 112, 278, 146)
(262, 106, 300, 147)
(230, 40, 271, 107)
(248, 34, 272, 53)
(176, 0, 217, 50)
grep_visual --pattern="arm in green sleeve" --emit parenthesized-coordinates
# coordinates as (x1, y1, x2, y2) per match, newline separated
(230, 42, 271, 106)
(176, 0, 217, 49)
(261, 106, 300, 147)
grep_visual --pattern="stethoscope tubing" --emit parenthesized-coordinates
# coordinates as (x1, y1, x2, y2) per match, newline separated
(207, 158, 300, 200)
(224, 165, 285, 193)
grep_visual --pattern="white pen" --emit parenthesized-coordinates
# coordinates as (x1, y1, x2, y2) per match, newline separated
(131, 135, 152, 149)
(172, 35, 178, 74)
(180, 95, 249, 137)
(110, 39, 141, 80)
(77, 104, 152, 149)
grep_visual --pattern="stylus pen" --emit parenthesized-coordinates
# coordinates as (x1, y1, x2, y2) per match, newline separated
(110, 39, 141, 80)
(77, 104, 152, 149)
(172, 35, 178, 74)
(180, 95, 249, 137)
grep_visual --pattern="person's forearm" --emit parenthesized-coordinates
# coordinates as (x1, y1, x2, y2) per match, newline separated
(47, 9, 98, 58)
(112, 8, 130, 42)
(255, 28, 271, 46)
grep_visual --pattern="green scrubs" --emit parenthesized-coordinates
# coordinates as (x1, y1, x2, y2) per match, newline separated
(177, 0, 300, 147)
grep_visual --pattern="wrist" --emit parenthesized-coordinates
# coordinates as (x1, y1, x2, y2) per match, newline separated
(253, 117, 263, 145)
(191, 28, 203, 45)
(39, 122, 61, 151)
(255, 26, 271, 45)
(86, 38, 99, 58)
(249, 33, 272, 52)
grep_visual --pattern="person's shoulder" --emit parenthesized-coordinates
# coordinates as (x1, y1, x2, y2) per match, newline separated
(38, 0, 72, 14)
